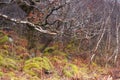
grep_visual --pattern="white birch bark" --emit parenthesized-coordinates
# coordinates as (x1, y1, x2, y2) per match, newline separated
(0, 13, 57, 35)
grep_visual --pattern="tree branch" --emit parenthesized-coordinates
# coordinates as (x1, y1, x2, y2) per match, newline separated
(41, 3, 66, 26)
(0, 13, 57, 35)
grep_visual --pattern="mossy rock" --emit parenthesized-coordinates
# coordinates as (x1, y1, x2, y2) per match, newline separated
(0, 32, 8, 44)
(63, 63, 79, 77)
(24, 57, 54, 76)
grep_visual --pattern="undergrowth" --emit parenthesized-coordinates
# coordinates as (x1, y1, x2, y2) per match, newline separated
(0, 31, 113, 80)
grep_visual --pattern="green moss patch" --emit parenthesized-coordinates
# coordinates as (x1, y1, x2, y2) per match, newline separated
(0, 32, 8, 44)
(63, 63, 79, 77)
(23, 57, 54, 76)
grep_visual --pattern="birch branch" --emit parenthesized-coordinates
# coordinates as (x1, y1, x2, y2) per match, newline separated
(114, 22, 119, 63)
(0, 13, 57, 35)
(90, 16, 110, 62)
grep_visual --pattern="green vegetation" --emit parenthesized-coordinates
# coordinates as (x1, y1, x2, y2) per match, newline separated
(0, 32, 8, 44)
(0, 71, 3, 76)
(0, 30, 114, 80)
(24, 57, 53, 76)
(63, 63, 79, 77)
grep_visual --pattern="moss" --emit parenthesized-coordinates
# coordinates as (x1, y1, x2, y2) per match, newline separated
(0, 55, 4, 65)
(0, 71, 3, 76)
(0, 57, 17, 70)
(6, 72, 16, 78)
(5, 58, 17, 69)
(25, 57, 43, 64)
(0, 31, 3, 37)
(44, 49, 67, 58)
(52, 56, 68, 64)
(43, 46, 68, 58)
(66, 44, 73, 49)
(53, 50, 67, 56)
(52, 56, 62, 63)
(24, 62, 42, 76)
(24, 57, 54, 76)
(0, 55, 3, 60)
(10, 77, 20, 80)
(0, 49, 9, 56)
(65, 40, 77, 51)
(78, 66, 90, 79)
(63, 63, 79, 77)
(16, 46, 27, 51)
(3, 45, 9, 49)
(42, 57, 53, 70)
(37, 44, 44, 50)
(44, 47, 55, 53)
(30, 76, 40, 80)
(0, 32, 8, 44)
(79, 67, 89, 74)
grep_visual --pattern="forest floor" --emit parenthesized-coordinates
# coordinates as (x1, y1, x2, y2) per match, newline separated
(0, 30, 119, 80)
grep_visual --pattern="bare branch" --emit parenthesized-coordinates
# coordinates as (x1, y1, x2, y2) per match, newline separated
(0, 13, 57, 35)
(41, 3, 66, 26)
